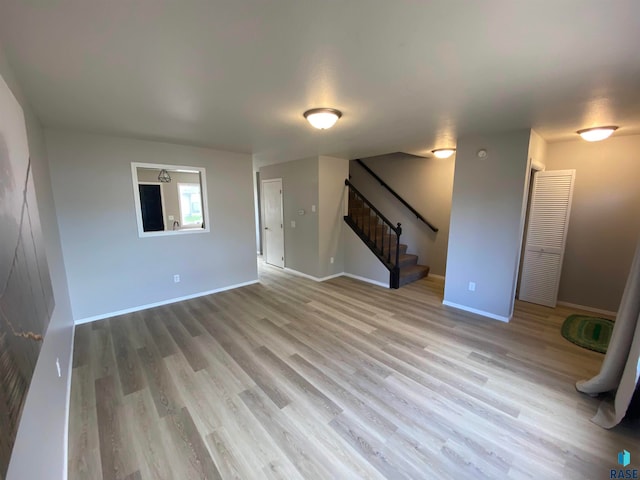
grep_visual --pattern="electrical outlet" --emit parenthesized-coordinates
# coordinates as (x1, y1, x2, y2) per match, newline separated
(330, 257, 334, 264)
(468, 281, 476, 292)
(291, 220, 296, 228)
(174, 274, 180, 283)
(311, 205, 316, 213)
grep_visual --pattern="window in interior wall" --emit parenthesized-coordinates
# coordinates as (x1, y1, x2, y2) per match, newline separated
(131, 162, 209, 237)
(178, 183, 203, 227)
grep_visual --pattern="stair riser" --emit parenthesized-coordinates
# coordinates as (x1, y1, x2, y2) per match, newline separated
(380, 245, 408, 256)
(349, 207, 371, 216)
(349, 216, 389, 231)
(398, 256, 419, 269)
(351, 222, 388, 234)
(399, 267, 430, 286)
(399, 272, 428, 286)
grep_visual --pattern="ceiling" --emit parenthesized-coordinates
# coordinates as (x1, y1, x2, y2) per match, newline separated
(0, 1, 639, 167)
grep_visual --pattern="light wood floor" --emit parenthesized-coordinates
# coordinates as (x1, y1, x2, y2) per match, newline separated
(69, 261, 640, 479)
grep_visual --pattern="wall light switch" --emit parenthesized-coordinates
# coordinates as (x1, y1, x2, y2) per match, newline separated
(311, 205, 316, 213)
(168, 215, 174, 221)
(291, 220, 296, 228)
(174, 274, 180, 283)
(468, 282, 476, 292)
(330, 257, 334, 264)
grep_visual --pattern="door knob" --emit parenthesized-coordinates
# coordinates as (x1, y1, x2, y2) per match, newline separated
(264, 227, 269, 230)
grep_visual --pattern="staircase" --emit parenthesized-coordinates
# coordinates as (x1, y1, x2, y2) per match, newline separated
(345, 181, 430, 288)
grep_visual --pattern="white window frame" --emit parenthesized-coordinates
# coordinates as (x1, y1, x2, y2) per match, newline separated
(131, 162, 210, 238)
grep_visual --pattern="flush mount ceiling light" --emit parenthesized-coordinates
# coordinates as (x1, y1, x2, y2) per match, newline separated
(431, 148, 456, 159)
(303, 108, 342, 129)
(577, 126, 618, 142)
(158, 169, 172, 183)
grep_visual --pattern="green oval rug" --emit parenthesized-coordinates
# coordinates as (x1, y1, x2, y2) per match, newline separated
(561, 314, 614, 354)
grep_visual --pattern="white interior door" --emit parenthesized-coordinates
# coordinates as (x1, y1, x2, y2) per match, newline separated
(519, 169, 576, 307)
(262, 179, 284, 268)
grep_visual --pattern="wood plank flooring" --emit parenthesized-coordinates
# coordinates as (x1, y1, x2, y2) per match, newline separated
(69, 261, 640, 479)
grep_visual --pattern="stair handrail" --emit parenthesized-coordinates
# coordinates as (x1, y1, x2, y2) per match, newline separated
(344, 179, 402, 288)
(355, 159, 439, 233)
(345, 180, 400, 235)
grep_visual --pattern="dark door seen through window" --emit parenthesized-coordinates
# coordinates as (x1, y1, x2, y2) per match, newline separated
(139, 184, 164, 232)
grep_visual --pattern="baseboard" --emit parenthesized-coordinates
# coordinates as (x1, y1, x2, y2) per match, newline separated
(283, 268, 390, 288)
(428, 273, 445, 281)
(283, 268, 343, 282)
(556, 301, 617, 318)
(342, 273, 389, 288)
(75, 279, 260, 325)
(442, 300, 510, 323)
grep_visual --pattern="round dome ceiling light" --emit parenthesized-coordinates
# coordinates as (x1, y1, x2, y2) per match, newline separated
(431, 148, 456, 159)
(303, 108, 342, 130)
(577, 126, 618, 142)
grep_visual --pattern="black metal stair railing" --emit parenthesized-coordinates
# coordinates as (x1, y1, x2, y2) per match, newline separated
(344, 179, 402, 289)
(355, 159, 438, 233)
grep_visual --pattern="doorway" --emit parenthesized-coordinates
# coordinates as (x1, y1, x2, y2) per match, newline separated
(138, 183, 165, 232)
(518, 169, 576, 307)
(261, 178, 284, 268)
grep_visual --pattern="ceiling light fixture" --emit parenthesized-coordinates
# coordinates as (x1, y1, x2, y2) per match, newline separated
(431, 148, 456, 159)
(577, 126, 618, 142)
(303, 108, 342, 130)
(158, 169, 172, 183)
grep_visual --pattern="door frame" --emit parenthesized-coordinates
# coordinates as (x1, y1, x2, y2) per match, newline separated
(261, 178, 285, 268)
(516, 163, 545, 297)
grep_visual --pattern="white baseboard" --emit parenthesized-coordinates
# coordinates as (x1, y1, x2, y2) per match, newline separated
(442, 300, 510, 323)
(556, 301, 617, 318)
(283, 267, 343, 282)
(342, 273, 389, 288)
(74, 279, 260, 325)
(283, 267, 390, 289)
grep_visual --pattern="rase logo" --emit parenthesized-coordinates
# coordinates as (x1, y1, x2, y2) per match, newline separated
(611, 450, 638, 479)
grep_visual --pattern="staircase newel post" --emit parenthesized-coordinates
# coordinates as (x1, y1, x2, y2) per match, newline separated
(395, 222, 402, 272)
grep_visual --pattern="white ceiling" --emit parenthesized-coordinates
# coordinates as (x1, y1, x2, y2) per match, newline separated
(1, 1, 639, 166)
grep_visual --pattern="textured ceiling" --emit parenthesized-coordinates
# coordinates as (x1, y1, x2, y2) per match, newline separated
(0, 0, 639, 166)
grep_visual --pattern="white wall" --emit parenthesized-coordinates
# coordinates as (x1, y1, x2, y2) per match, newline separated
(318, 156, 349, 278)
(444, 130, 531, 321)
(260, 157, 320, 277)
(546, 134, 640, 312)
(46, 130, 257, 321)
(260, 155, 350, 280)
(348, 152, 454, 276)
(1, 46, 74, 480)
(343, 227, 391, 287)
(528, 129, 547, 170)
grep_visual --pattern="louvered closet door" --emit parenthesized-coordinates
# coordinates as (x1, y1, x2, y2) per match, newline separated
(518, 170, 576, 307)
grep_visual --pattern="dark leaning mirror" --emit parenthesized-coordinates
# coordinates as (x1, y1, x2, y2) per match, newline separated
(131, 162, 209, 237)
